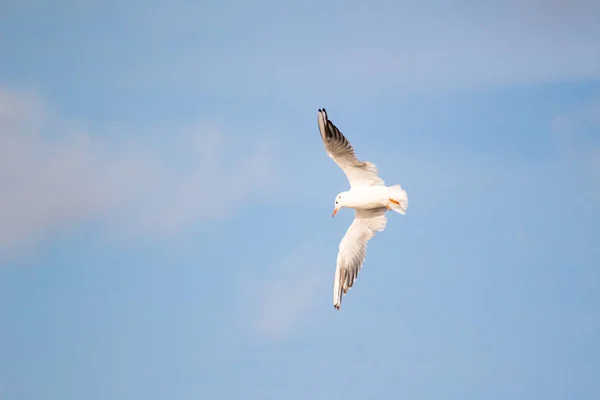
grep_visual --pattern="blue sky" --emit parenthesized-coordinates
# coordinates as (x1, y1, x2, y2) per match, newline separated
(1, 1, 599, 399)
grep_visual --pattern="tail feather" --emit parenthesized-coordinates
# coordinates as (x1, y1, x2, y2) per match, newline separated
(389, 184, 408, 214)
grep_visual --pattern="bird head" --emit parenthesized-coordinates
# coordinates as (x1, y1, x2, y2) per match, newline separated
(332, 192, 347, 217)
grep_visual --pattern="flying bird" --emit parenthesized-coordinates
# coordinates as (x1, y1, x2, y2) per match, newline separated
(317, 108, 409, 310)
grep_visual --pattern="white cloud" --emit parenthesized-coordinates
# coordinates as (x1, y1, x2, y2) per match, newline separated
(0, 87, 274, 257)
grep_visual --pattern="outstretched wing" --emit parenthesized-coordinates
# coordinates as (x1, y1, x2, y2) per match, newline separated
(333, 207, 388, 309)
(318, 108, 385, 187)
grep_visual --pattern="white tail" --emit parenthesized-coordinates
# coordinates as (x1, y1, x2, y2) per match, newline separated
(388, 184, 408, 214)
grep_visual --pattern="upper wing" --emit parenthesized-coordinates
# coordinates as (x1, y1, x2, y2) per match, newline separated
(333, 207, 388, 309)
(318, 108, 385, 187)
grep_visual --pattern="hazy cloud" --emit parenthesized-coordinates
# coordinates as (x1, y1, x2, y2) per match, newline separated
(0, 87, 274, 257)
(244, 242, 329, 340)
(550, 92, 600, 142)
(550, 91, 600, 199)
(4, 1, 597, 104)
(111, 1, 600, 97)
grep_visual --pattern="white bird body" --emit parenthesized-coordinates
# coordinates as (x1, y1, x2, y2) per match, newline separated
(317, 108, 409, 310)
(336, 185, 408, 212)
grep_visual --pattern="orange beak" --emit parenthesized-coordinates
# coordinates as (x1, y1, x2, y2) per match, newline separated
(332, 208, 338, 217)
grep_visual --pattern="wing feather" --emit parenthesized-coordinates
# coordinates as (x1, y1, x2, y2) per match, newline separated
(333, 207, 388, 309)
(318, 108, 385, 187)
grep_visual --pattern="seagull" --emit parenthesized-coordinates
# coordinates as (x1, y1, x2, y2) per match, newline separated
(317, 108, 409, 310)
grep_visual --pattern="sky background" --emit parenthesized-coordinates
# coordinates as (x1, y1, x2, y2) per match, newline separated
(1, 0, 599, 399)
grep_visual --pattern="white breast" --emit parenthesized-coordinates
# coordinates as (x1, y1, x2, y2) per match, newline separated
(345, 185, 390, 209)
